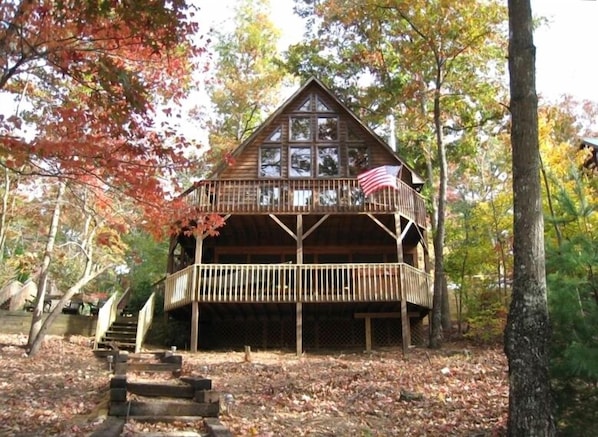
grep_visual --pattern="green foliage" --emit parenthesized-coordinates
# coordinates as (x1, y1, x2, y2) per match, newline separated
(146, 316, 190, 349)
(122, 229, 168, 309)
(462, 287, 508, 345)
(201, 0, 291, 165)
(545, 167, 598, 435)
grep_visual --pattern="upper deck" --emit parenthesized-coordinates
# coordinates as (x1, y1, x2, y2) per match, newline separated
(185, 178, 427, 227)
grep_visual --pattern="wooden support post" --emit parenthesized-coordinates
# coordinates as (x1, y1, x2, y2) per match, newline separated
(296, 302, 303, 357)
(355, 312, 419, 354)
(194, 234, 204, 265)
(365, 316, 372, 352)
(394, 213, 404, 263)
(191, 301, 199, 353)
(395, 212, 411, 355)
(400, 297, 411, 356)
(296, 214, 303, 357)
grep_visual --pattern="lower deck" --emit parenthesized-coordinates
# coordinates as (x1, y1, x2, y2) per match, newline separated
(163, 262, 431, 354)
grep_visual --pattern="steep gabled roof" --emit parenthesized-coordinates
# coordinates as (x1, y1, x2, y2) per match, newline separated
(581, 137, 598, 149)
(210, 76, 424, 184)
(581, 137, 598, 170)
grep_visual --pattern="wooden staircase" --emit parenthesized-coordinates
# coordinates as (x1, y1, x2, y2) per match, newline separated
(91, 350, 232, 436)
(96, 315, 139, 352)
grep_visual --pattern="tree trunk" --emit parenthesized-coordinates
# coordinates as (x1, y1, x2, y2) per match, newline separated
(27, 265, 110, 356)
(0, 169, 10, 261)
(504, 1, 556, 435)
(429, 74, 448, 349)
(441, 275, 451, 332)
(27, 181, 65, 350)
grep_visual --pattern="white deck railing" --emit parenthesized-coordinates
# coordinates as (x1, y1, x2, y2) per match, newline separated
(135, 291, 155, 353)
(164, 263, 432, 311)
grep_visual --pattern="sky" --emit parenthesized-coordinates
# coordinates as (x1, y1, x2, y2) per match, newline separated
(531, 0, 598, 103)
(199, 0, 598, 103)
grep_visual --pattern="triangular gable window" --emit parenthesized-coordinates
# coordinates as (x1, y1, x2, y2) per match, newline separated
(267, 126, 282, 142)
(297, 97, 311, 112)
(316, 96, 331, 112)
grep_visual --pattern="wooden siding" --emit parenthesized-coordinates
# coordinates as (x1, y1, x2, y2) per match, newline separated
(164, 263, 432, 311)
(217, 83, 420, 187)
(186, 178, 427, 227)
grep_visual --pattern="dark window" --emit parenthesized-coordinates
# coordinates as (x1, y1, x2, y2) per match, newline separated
(267, 126, 282, 142)
(319, 189, 338, 206)
(316, 96, 331, 112)
(290, 116, 311, 141)
(298, 98, 311, 112)
(318, 146, 339, 177)
(317, 117, 338, 141)
(260, 147, 281, 177)
(259, 187, 280, 206)
(292, 189, 312, 206)
(348, 147, 369, 176)
(290, 147, 312, 177)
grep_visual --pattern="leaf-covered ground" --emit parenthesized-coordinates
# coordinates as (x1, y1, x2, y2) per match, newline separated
(0, 334, 508, 436)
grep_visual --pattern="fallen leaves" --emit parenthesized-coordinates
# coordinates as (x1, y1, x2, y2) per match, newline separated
(0, 334, 508, 436)
(0, 334, 109, 436)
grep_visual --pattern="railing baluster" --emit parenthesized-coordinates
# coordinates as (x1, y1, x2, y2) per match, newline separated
(183, 179, 426, 227)
(165, 263, 431, 307)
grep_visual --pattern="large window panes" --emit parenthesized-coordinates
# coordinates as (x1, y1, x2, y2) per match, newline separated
(260, 147, 281, 177)
(319, 189, 338, 206)
(348, 146, 369, 176)
(316, 96, 331, 112)
(349, 187, 365, 205)
(293, 189, 312, 206)
(259, 187, 280, 206)
(298, 97, 311, 112)
(317, 117, 338, 141)
(318, 146, 339, 177)
(289, 147, 312, 177)
(268, 126, 282, 142)
(290, 116, 311, 141)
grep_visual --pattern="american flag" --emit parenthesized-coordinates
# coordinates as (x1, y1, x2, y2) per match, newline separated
(357, 165, 402, 196)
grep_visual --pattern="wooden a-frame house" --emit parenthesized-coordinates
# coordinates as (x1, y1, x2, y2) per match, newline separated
(164, 77, 432, 354)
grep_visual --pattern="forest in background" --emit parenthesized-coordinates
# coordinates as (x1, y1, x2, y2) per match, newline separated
(0, 0, 596, 434)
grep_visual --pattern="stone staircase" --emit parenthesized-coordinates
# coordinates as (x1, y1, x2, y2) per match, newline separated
(91, 350, 232, 436)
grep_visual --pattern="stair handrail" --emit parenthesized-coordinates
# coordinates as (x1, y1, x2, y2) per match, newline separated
(135, 291, 156, 353)
(116, 287, 132, 313)
(94, 289, 126, 350)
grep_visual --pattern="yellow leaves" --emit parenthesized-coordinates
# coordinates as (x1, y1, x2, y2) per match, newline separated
(95, 227, 128, 256)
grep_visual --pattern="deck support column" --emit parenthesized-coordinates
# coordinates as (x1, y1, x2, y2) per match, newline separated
(400, 297, 410, 355)
(190, 234, 203, 353)
(394, 213, 404, 263)
(395, 213, 410, 355)
(296, 214, 304, 357)
(190, 300, 199, 353)
(296, 302, 302, 356)
(365, 317, 372, 352)
(194, 234, 204, 264)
